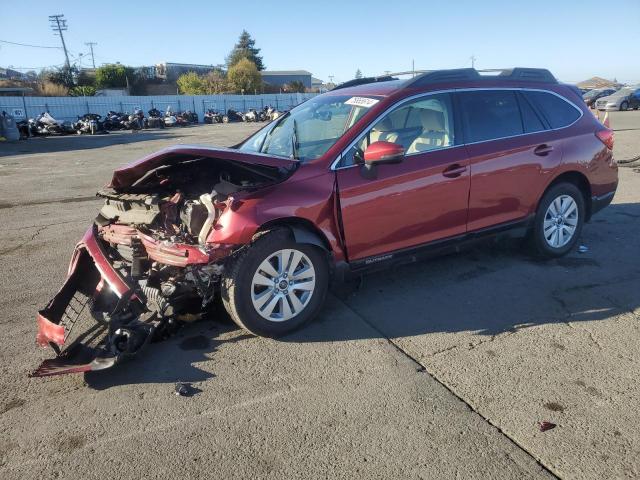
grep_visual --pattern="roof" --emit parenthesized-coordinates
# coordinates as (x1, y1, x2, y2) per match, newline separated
(576, 77, 620, 89)
(330, 68, 560, 96)
(260, 70, 312, 76)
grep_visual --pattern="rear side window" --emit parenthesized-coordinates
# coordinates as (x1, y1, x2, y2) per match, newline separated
(458, 91, 523, 143)
(516, 93, 546, 133)
(523, 91, 581, 129)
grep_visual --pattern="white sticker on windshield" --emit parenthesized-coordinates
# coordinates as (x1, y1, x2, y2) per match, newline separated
(345, 97, 379, 108)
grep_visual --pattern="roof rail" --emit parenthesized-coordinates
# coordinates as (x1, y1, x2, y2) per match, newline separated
(403, 68, 557, 89)
(331, 75, 398, 91)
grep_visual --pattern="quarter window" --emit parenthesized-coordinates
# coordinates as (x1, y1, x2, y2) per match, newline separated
(339, 93, 455, 167)
(458, 90, 523, 143)
(523, 91, 580, 129)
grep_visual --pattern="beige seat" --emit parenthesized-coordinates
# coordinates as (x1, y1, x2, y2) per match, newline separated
(406, 109, 449, 154)
(369, 117, 399, 144)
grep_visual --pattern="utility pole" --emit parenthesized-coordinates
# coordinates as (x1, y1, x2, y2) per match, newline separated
(328, 75, 334, 85)
(470, 54, 476, 68)
(412, 59, 415, 77)
(85, 42, 97, 68)
(49, 14, 70, 68)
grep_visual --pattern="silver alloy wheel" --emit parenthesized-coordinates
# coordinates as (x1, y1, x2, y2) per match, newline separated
(543, 194, 579, 248)
(251, 248, 316, 322)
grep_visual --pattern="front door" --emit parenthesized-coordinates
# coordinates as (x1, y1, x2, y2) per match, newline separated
(335, 93, 470, 261)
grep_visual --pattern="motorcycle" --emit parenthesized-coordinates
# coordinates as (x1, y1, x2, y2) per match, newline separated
(73, 113, 103, 135)
(104, 111, 127, 131)
(147, 108, 165, 128)
(203, 109, 223, 124)
(122, 109, 144, 131)
(164, 107, 178, 127)
(180, 110, 198, 124)
(30, 112, 73, 136)
(243, 109, 259, 122)
(222, 109, 244, 123)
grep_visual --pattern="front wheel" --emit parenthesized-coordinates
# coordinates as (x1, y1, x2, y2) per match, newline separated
(620, 101, 629, 111)
(221, 229, 329, 337)
(530, 183, 585, 258)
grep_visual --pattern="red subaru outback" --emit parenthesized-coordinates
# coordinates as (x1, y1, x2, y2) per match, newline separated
(34, 68, 617, 376)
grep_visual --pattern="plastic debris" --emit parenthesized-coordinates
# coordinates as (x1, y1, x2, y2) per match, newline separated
(538, 421, 557, 432)
(174, 382, 201, 397)
(578, 245, 589, 253)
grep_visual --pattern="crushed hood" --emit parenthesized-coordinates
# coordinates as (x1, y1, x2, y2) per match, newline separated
(110, 145, 296, 190)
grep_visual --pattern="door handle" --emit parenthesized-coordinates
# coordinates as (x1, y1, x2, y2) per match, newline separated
(534, 144, 554, 156)
(442, 163, 467, 178)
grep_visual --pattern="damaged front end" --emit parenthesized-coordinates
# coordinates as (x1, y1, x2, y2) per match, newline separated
(33, 147, 293, 377)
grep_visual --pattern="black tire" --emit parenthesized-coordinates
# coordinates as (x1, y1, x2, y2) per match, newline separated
(620, 101, 629, 111)
(221, 228, 329, 337)
(530, 182, 585, 258)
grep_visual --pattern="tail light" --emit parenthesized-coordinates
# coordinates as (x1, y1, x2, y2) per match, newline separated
(595, 129, 614, 150)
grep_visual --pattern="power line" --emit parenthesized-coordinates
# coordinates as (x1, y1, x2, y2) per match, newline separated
(0, 39, 61, 49)
(49, 14, 70, 67)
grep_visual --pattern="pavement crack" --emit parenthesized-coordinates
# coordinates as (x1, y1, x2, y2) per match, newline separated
(0, 224, 49, 256)
(334, 296, 561, 479)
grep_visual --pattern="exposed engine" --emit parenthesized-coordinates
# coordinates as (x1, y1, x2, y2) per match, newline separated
(95, 157, 280, 316)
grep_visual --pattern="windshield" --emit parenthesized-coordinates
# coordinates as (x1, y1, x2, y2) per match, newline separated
(239, 94, 379, 162)
(583, 89, 601, 98)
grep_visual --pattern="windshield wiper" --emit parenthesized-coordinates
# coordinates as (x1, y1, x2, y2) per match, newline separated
(290, 119, 300, 160)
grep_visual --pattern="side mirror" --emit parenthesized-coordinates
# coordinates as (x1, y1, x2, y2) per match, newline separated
(364, 141, 405, 165)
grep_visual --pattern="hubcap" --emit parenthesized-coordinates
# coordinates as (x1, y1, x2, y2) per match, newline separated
(543, 195, 579, 248)
(251, 249, 316, 322)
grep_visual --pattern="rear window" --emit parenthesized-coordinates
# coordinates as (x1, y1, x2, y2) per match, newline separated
(523, 91, 581, 129)
(458, 90, 523, 143)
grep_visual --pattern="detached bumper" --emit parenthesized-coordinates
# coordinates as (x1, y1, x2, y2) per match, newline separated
(32, 226, 142, 377)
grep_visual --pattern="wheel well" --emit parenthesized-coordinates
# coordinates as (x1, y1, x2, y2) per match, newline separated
(257, 217, 332, 251)
(545, 171, 592, 220)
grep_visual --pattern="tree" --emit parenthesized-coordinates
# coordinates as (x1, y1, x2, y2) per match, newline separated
(45, 66, 78, 88)
(177, 71, 205, 95)
(355, 68, 363, 79)
(95, 64, 133, 89)
(284, 80, 305, 93)
(226, 30, 265, 71)
(203, 70, 228, 94)
(227, 58, 262, 94)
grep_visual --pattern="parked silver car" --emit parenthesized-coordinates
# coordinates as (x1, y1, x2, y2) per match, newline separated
(595, 86, 640, 111)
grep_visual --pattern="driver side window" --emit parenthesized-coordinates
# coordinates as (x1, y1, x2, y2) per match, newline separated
(338, 93, 455, 168)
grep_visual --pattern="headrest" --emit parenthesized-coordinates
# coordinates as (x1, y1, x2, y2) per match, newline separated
(373, 116, 394, 132)
(419, 109, 445, 131)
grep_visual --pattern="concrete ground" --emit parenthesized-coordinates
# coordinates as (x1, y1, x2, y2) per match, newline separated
(0, 112, 639, 479)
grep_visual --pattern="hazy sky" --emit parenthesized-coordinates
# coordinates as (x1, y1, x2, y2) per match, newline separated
(1, 0, 638, 84)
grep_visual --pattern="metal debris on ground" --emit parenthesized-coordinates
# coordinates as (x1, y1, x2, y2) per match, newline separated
(538, 421, 557, 432)
(174, 382, 201, 397)
(578, 245, 589, 253)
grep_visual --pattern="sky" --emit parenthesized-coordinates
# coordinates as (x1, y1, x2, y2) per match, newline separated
(1, 0, 638, 85)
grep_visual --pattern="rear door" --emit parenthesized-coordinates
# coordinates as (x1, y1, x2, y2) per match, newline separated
(458, 89, 566, 231)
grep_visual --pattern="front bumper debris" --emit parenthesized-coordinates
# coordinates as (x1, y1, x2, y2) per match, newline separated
(31, 226, 153, 377)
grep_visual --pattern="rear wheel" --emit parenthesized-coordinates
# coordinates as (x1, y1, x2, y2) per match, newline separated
(221, 229, 329, 337)
(530, 183, 585, 258)
(620, 101, 629, 111)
